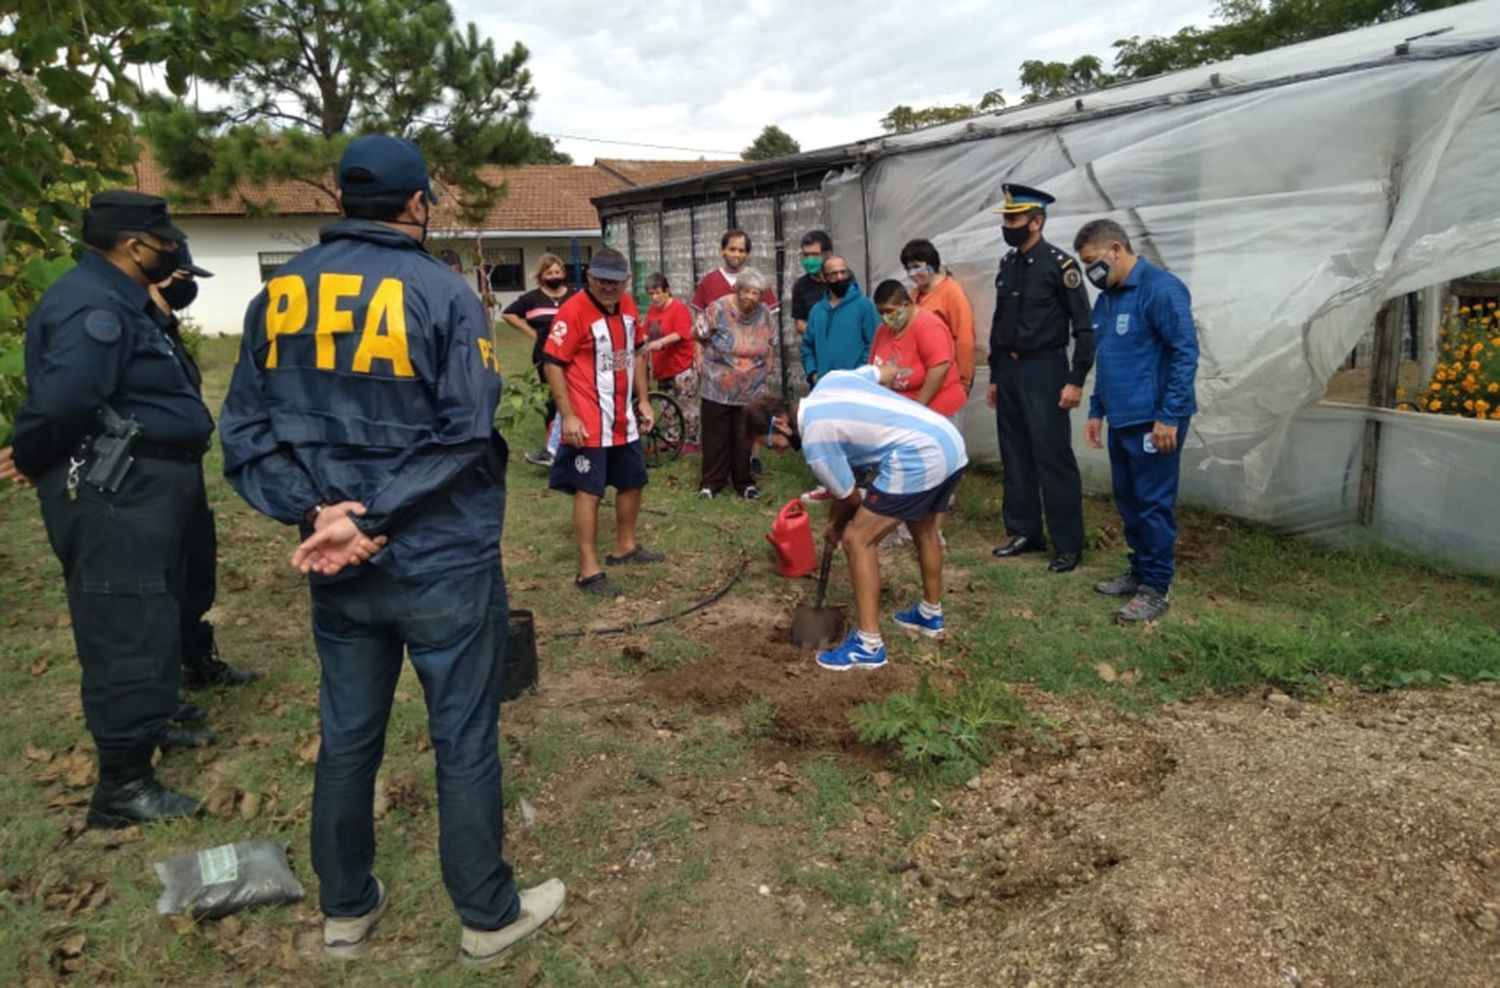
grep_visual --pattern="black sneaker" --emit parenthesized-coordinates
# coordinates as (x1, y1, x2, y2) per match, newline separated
(741, 485, 761, 501)
(184, 655, 261, 689)
(523, 449, 555, 468)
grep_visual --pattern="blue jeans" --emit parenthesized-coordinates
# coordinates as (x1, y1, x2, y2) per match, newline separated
(308, 563, 519, 930)
(1107, 418, 1190, 595)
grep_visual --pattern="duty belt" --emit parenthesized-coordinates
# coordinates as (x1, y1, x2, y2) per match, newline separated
(132, 439, 209, 461)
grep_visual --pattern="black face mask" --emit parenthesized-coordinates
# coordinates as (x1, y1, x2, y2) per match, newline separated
(827, 279, 852, 298)
(541, 277, 566, 290)
(133, 240, 182, 283)
(1002, 225, 1032, 248)
(1086, 259, 1112, 290)
(160, 278, 199, 311)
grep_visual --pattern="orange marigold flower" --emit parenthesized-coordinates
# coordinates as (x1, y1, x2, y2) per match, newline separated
(1474, 343, 1487, 355)
(1490, 382, 1500, 394)
(1429, 400, 1443, 410)
(1431, 380, 1443, 391)
(1478, 400, 1492, 413)
(1464, 400, 1475, 411)
(1470, 360, 1482, 371)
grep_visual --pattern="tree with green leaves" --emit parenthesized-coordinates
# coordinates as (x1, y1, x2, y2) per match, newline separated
(0, 1, 225, 444)
(878, 89, 1005, 134)
(144, 0, 556, 221)
(1018, 55, 1114, 104)
(742, 124, 801, 161)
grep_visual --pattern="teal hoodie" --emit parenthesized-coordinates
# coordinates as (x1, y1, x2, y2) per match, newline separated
(800, 282, 877, 384)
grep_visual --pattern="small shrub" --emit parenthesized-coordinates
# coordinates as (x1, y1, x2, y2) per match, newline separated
(851, 673, 1029, 783)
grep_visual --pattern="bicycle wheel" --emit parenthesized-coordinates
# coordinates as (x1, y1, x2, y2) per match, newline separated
(643, 390, 685, 465)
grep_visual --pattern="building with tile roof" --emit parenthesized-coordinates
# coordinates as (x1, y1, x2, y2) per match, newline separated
(130, 150, 733, 334)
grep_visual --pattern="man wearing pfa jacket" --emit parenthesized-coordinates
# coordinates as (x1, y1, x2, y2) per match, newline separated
(1075, 219, 1199, 624)
(219, 135, 562, 967)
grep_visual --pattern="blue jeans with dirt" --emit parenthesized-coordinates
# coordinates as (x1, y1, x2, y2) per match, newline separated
(308, 563, 520, 931)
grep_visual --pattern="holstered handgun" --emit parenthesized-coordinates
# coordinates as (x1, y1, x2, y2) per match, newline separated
(82, 405, 142, 493)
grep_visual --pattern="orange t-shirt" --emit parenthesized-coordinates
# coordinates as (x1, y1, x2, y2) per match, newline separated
(915, 275, 975, 391)
(869, 309, 966, 417)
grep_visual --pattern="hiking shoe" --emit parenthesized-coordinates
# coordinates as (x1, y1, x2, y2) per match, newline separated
(575, 573, 620, 598)
(741, 485, 761, 501)
(800, 486, 831, 503)
(86, 776, 201, 829)
(750, 455, 764, 477)
(815, 630, 887, 671)
(698, 487, 716, 500)
(1094, 570, 1141, 597)
(461, 879, 567, 969)
(605, 545, 664, 565)
(893, 603, 945, 639)
(523, 448, 554, 468)
(324, 878, 388, 960)
(1116, 586, 1170, 623)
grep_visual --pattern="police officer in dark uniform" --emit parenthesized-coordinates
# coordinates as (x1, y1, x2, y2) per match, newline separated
(146, 250, 260, 737)
(7, 191, 210, 826)
(986, 183, 1095, 573)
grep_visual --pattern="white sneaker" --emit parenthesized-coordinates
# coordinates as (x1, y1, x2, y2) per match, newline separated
(698, 487, 716, 500)
(324, 878, 388, 960)
(460, 878, 567, 969)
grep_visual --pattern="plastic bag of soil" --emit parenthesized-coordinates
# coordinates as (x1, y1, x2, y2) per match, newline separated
(154, 840, 305, 919)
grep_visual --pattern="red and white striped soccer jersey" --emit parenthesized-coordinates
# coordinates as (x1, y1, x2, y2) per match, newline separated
(541, 291, 645, 448)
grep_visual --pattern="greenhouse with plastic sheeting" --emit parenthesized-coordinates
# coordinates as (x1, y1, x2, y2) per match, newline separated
(594, 1, 1500, 575)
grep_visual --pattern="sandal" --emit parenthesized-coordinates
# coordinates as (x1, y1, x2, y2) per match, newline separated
(575, 572, 620, 597)
(604, 545, 665, 565)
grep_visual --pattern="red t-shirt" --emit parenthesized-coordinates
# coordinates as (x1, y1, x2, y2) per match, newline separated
(646, 298, 695, 381)
(542, 291, 646, 448)
(869, 309, 966, 417)
(691, 269, 779, 312)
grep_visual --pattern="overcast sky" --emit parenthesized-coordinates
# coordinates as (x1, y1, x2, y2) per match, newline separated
(455, 0, 1223, 162)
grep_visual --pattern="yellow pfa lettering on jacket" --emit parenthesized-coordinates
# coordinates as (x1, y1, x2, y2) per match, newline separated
(265, 274, 415, 377)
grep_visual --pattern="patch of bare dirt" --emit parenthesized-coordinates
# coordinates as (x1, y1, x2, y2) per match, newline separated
(832, 683, 1500, 987)
(643, 620, 920, 746)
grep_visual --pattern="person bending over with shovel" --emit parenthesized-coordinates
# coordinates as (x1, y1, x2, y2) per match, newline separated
(748, 365, 968, 670)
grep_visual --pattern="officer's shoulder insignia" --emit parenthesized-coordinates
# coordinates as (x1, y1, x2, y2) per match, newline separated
(83, 309, 122, 344)
(1063, 267, 1083, 290)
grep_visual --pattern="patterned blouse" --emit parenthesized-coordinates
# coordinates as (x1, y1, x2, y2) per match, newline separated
(695, 294, 778, 406)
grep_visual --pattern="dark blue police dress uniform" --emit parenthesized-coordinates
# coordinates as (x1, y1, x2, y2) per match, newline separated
(12, 197, 214, 824)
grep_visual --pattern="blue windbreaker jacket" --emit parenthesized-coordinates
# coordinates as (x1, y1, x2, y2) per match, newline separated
(219, 220, 505, 579)
(1087, 259, 1199, 429)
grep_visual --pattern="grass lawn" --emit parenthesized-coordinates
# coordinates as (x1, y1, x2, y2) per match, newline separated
(1, 328, 1497, 985)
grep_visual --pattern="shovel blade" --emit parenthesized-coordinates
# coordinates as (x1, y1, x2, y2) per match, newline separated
(791, 605, 843, 649)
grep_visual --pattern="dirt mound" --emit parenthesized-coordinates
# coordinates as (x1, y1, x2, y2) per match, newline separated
(850, 683, 1500, 987)
(644, 620, 920, 745)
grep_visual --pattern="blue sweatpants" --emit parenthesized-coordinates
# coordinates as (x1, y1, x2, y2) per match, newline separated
(1107, 418, 1189, 595)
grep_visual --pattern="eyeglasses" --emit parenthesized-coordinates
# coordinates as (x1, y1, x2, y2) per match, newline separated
(824, 269, 850, 280)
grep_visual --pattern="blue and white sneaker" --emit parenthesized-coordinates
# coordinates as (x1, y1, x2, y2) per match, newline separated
(893, 603, 945, 639)
(815, 630, 887, 671)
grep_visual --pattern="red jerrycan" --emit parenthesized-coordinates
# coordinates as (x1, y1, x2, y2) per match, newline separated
(767, 498, 817, 578)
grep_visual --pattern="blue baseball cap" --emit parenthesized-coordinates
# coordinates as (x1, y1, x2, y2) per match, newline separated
(338, 135, 436, 202)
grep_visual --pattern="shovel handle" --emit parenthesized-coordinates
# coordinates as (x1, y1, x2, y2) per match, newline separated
(814, 538, 836, 609)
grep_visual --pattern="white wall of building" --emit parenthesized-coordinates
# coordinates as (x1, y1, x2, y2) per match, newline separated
(176, 217, 603, 336)
(176, 216, 326, 335)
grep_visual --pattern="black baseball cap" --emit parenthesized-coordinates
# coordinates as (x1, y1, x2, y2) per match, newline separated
(178, 244, 213, 278)
(83, 190, 186, 242)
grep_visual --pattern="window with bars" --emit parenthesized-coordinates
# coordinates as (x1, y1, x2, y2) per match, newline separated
(482, 247, 525, 291)
(258, 251, 298, 282)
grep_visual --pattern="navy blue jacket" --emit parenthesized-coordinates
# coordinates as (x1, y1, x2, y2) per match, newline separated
(12, 251, 214, 475)
(1087, 259, 1199, 429)
(219, 220, 505, 579)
